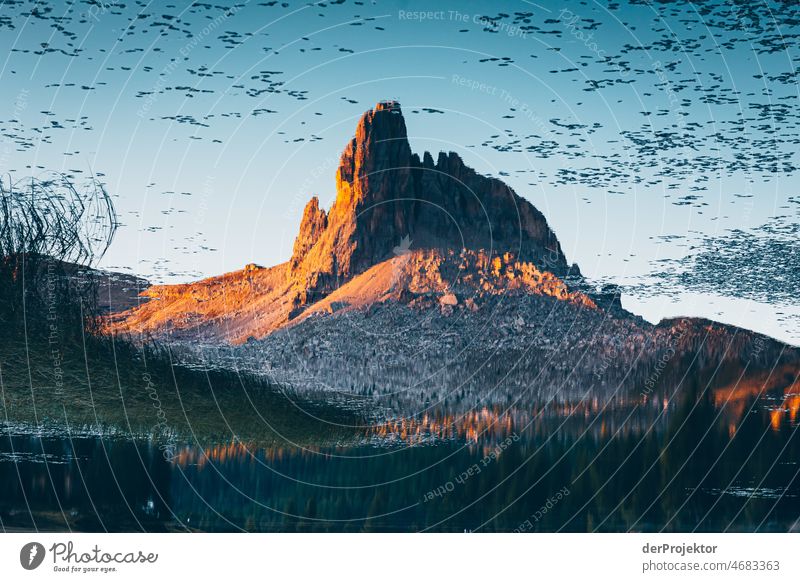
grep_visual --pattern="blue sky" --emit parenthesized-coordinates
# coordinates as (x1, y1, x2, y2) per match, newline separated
(1, 0, 798, 343)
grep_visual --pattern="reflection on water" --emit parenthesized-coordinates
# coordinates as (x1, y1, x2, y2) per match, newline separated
(1, 360, 799, 532)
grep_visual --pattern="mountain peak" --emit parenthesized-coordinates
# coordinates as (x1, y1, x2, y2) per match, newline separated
(287, 101, 572, 313)
(334, 99, 413, 204)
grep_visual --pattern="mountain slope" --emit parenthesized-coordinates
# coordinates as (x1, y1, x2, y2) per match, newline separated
(104, 262, 292, 342)
(103, 248, 593, 344)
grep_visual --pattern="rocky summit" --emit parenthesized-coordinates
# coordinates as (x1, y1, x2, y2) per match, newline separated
(287, 100, 572, 310)
(104, 101, 798, 405)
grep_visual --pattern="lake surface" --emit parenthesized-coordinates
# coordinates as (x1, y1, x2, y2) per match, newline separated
(2, 360, 799, 532)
